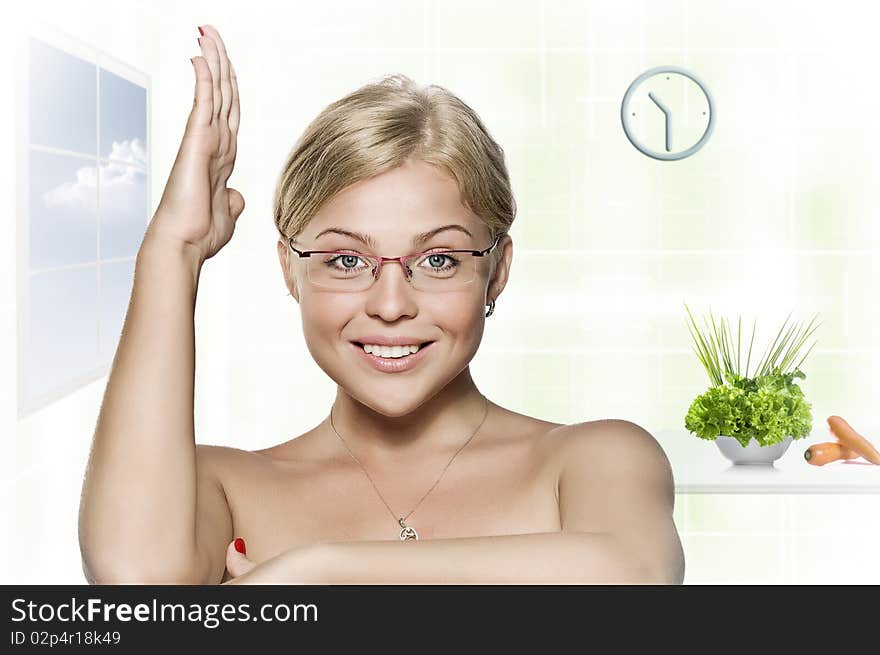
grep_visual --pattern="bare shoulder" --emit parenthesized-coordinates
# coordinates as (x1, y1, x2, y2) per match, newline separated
(547, 419, 669, 457)
(195, 442, 253, 468)
(545, 420, 683, 583)
(193, 430, 320, 491)
(193, 442, 275, 485)
(195, 439, 303, 468)
(543, 419, 675, 501)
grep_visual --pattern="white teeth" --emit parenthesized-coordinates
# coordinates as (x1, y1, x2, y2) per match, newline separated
(363, 343, 420, 358)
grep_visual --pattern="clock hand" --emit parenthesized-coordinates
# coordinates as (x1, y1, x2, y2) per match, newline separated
(648, 91, 672, 152)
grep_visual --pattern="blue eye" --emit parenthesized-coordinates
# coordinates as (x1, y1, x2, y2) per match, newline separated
(419, 253, 460, 271)
(324, 254, 369, 274)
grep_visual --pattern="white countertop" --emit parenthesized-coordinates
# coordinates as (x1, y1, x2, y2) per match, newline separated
(651, 429, 880, 493)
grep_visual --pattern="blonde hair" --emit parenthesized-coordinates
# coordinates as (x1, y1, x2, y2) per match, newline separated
(273, 73, 515, 260)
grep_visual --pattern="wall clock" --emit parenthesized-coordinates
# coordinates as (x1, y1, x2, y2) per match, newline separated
(620, 65, 714, 161)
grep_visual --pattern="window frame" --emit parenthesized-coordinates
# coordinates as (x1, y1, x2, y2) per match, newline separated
(16, 19, 151, 417)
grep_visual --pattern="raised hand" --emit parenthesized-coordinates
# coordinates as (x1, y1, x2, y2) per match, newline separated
(145, 25, 244, 263)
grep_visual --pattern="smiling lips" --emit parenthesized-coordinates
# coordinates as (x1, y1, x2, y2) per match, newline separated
(350, 340, 435, 373)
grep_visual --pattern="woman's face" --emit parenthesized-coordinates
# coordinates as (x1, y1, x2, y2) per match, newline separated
(277, 158, 512, 417)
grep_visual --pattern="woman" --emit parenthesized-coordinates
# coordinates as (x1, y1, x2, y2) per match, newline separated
(78, 25, 684, 585)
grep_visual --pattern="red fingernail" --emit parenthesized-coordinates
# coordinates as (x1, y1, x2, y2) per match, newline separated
(234, 537, 246, 555)
(198, 26, 205, 36)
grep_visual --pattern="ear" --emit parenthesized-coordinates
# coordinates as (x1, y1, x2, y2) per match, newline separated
(486, 234, 512, 306)
(277, 238, 300, 303)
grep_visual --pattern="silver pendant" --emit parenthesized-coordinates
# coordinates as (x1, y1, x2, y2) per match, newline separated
(398, 518, 419, 540)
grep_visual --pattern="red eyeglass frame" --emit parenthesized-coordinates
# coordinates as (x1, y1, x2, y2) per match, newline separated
(285, 233, 502, 284)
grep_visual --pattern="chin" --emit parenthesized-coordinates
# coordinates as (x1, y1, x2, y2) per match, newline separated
(347, 379, 442, 417)
(325, 370, 439, 418)
(314, 339, 471, 415)
(357, 398, 428, 418)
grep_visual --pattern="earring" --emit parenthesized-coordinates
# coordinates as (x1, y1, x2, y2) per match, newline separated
(485, 299, 495, 317)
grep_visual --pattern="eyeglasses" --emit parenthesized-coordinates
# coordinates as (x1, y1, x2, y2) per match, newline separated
(285, 234, 502, 292)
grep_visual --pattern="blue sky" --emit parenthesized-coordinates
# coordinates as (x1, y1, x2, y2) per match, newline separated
(25, 37, 147, 403)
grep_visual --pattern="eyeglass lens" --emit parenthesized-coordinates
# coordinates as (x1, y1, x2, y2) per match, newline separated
(306, 251, 479, 291)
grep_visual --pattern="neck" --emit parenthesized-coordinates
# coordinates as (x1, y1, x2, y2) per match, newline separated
(326, 367, 491, 464)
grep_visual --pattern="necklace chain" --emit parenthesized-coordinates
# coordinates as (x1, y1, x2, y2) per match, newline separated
(328, 394, 491, 538)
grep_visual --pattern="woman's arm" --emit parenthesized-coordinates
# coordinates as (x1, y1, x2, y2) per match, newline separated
(267, 532, 655, 584)
(78, 235, 212, 584)
(223, 530, 655, 585)
(555, 420, 685, 584)
(78, 24, 243, 585)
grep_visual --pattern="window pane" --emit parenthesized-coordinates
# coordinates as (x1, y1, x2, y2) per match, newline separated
(26, 266, 99, 400)
(99, 164, 147, 259)
(29, 151, 98, 270)
(29, 38, 96, 154)
(99, 259, 136, 361)
(99, 67, 147, 163)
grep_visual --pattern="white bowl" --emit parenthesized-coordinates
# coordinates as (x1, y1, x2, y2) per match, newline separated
(715, 434, 794, 465)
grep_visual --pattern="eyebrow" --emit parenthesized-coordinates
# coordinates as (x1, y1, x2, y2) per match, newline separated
(314, 224, 473, 248)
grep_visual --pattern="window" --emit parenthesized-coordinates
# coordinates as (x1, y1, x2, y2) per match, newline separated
(17, 22, 150, 417)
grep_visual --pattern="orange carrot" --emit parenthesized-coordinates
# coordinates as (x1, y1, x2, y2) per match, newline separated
(827, 415, 880, 465)
(803, 441, 862, 466)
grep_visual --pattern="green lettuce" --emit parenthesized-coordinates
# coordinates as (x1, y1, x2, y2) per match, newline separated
(684, 367, 813, 447)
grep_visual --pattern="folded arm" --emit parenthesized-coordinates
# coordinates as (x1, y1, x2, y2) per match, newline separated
(224, 530, 650, 584)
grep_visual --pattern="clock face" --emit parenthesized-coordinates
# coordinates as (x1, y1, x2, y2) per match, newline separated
(620, 65, 714, 161)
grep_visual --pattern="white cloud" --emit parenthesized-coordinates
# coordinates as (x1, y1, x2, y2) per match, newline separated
(43, 165, 97, 211)
(108, 137, 147, 166)
(42, 138, 145, 213)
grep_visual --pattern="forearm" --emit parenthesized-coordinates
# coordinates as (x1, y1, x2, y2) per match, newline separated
(305, 531, 653, 585)
(79, 228, 205, 583)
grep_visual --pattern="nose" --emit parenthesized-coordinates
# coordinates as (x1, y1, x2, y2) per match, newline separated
(363, 258, 419, 319)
